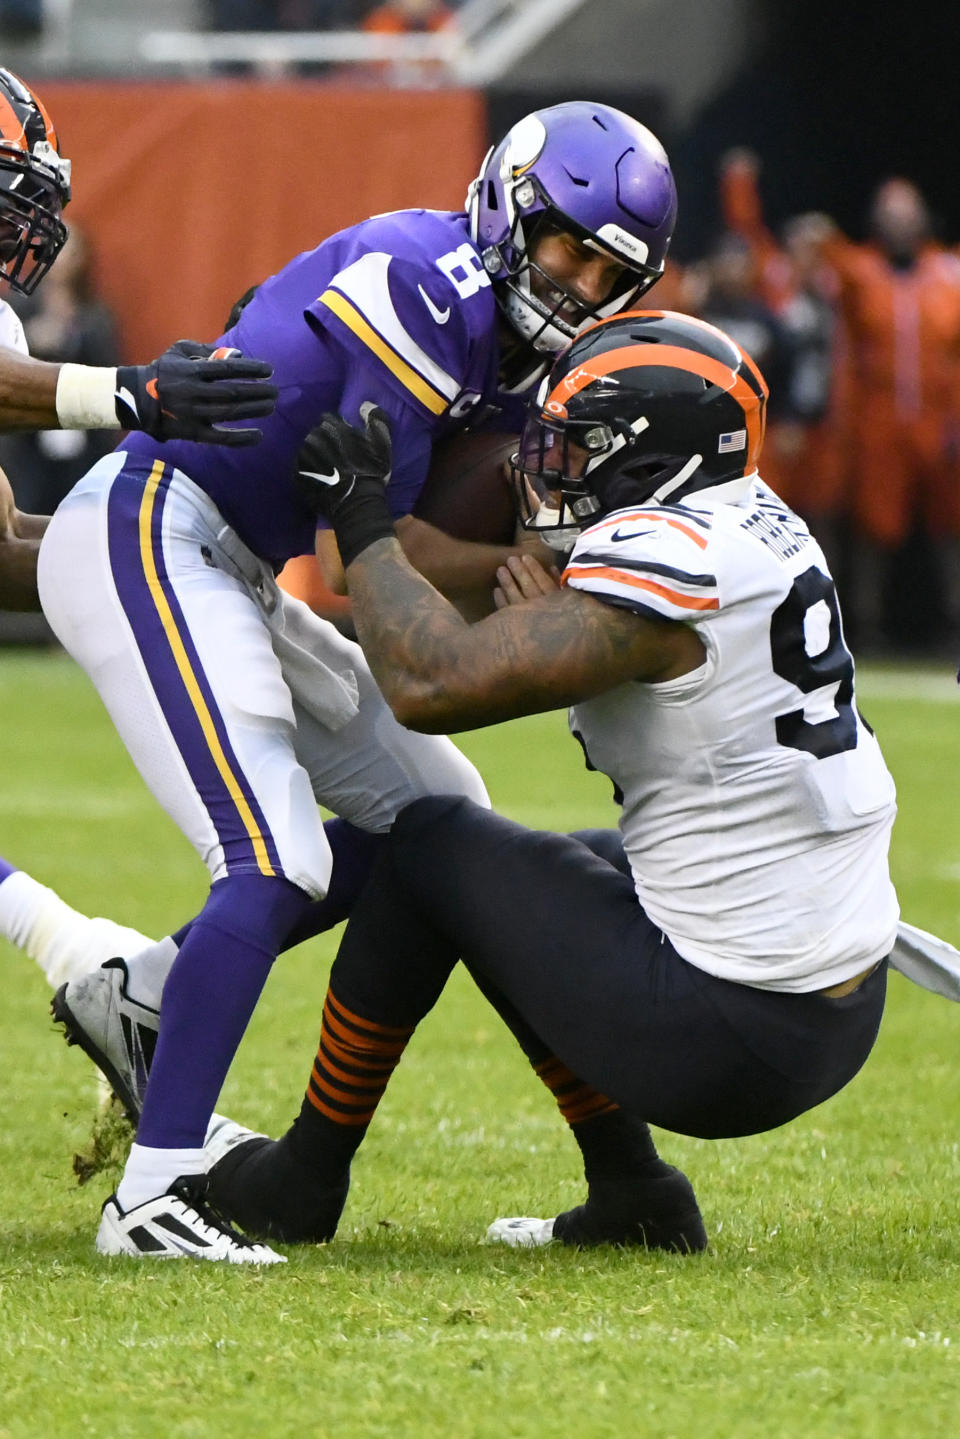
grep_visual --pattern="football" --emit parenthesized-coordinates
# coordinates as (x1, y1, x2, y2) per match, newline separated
(413, 429, 519, 544)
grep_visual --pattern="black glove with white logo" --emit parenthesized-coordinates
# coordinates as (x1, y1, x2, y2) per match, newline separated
(295, 404, 395, 567)
(114, 339, 278, 446)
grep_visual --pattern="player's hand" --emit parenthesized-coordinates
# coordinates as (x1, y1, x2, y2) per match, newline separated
(0, 465, 16, 540)
(114, 339, 278, 447)
(295, 403, 392, 521)
(296, 405, 396, 568)
(494, 552, 561, 609)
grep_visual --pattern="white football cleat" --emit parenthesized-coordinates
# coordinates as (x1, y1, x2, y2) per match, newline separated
(203, 1114, 268, 1170)
(52, 958, 159, 1123)
(96, 1176, 286, 1264)
(486, 1215, 556, 1248)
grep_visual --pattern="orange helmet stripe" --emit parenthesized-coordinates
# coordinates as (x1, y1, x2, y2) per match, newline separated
(0, 91, 27, 152)
(546, 337, 768, 472)
(31, 86, 60, 151)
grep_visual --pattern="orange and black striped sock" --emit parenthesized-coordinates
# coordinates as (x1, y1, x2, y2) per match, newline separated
(534, 1056, 620, 1127)
(533, 1056, 659, 1178)
(289, 984, 414, 1172)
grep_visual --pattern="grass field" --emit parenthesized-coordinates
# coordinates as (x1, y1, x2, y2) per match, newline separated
(2, 649, 960, 1439)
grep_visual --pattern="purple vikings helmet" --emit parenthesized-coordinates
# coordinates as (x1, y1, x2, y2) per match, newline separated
(466, 101, 677, 356)
(0, 67, 71, 295)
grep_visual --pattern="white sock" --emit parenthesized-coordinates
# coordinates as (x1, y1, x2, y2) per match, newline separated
(121, 935, 181, 1011)
(116, 1142, 206, 1211)
(0, 872, 152, 989)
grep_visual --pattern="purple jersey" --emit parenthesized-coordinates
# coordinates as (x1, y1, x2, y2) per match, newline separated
(123, 210, 507, 568)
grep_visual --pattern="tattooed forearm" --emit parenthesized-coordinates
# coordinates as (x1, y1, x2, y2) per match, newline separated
(345, 537, 695, 733)
(347, 538, 494, 730)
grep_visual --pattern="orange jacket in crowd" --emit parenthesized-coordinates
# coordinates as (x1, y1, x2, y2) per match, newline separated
(822, 231, 960, 417)
(357, 0, 456, 84)
(822, 227, 960, 545)
(720, 154, 799, 314)
(720, 155, 852, 521)
(363, 0, 455, 35)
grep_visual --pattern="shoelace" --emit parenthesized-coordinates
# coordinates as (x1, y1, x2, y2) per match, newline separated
(171, 1177, 258, 1250)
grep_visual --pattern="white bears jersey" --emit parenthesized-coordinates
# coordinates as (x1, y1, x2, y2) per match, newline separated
(0, 298, 28, 355)
(564, 475, 899, 993)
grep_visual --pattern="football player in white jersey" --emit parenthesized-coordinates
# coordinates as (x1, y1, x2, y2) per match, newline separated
(200, 308, 899, 1250)
(0, 66, 277, 612)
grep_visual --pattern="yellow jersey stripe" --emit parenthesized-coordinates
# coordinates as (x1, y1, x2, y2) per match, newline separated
(319, 288, 448, 415)
(138, 462, 276, 877)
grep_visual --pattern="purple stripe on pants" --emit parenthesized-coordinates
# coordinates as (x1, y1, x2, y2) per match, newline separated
(105, 459, 284, 877)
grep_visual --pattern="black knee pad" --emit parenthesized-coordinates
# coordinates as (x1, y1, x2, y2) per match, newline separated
(392, 793, 482, 846)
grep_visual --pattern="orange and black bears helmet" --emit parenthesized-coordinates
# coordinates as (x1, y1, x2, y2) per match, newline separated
(512, 309, 769, 545)
(0, 67, 71, 295)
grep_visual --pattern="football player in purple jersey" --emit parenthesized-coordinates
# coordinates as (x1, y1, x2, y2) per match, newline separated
(37, 101, 679, 1262)
(0, 66, 278, 611)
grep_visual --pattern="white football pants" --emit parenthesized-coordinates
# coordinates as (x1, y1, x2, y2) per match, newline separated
(38, 452, 488, 898)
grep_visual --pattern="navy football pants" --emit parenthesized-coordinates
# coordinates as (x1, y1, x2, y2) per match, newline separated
(330, 795, 887, 1141)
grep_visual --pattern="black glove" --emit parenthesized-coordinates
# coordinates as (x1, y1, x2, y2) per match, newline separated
(224, 282, 259, 331)
(296, 404, 395, 567)
(114, 339, 278, 447)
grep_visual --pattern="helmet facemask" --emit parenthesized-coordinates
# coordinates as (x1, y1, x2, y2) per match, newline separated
(0, 153, 68, 294)
(511, 409, 669, 550)
(0, 74, 70, 296)
(0, 69, 71, 295)
(491, 176, 661, 356)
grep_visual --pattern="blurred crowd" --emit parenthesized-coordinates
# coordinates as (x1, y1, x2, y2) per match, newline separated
(654, 152, 960, 655)
(0, 0, 463, 33)
(205, 0, 460, 37)
(202, 0, 461, 83)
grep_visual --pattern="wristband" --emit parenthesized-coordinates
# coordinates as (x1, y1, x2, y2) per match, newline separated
(55, 363, 121, 431)
(331, 480, 396, 569)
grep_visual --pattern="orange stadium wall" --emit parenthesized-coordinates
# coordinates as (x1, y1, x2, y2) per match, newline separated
(32, 81, 488, 363)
